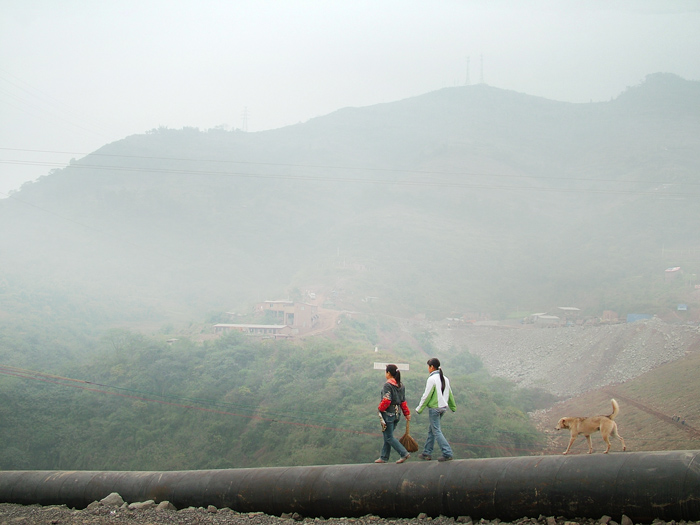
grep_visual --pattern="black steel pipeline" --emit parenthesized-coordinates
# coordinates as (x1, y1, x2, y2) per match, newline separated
(1, 451, 698, 522)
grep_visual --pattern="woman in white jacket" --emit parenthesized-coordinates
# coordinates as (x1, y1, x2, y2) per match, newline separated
(415, 357, 456, 461)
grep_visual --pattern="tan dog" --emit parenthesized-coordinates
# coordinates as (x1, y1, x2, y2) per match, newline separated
(555, 399, 626, 454)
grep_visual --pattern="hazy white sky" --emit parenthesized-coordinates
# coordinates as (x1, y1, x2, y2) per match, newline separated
(1, 0, 699, 196)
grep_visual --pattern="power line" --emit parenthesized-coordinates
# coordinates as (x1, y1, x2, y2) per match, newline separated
(0, 68, 118, 139)
(2, 160, 696, 199)
(0, 155, 694, 258)
(0, 148, 697, 196)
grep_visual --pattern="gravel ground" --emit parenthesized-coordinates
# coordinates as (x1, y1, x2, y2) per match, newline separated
(1, 502, 693, 525)
(0, 502, 264, 524)
(432, 318, 700, 397)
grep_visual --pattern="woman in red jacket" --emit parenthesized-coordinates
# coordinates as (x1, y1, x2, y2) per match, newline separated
(375, 364, 411, 464)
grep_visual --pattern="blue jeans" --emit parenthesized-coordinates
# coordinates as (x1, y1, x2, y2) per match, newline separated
(380, 412, 408, 461)
(422, 407, 453, 458)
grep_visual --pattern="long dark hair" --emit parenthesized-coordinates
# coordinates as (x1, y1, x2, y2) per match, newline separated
(427, 357, 445, 392)
(385, 364, 402, 387)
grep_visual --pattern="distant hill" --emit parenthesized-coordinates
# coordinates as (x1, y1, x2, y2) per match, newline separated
(2, 72, 700, 326)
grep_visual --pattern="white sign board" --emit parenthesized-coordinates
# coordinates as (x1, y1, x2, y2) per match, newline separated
(373, 362, 410, 371)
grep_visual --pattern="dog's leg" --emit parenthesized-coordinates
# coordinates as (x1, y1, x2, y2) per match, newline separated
(613, 426, 626, 451)
(602, 434, 612, 453)
(563, 435, 576, 455)
(585, 435, 593, 454)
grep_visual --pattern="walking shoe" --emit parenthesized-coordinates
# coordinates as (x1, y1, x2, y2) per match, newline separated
(437, 455, 453, 462)
(396, 454, 410, 464)
(418, 453, 432, 461)
(374, 458, 387, 463)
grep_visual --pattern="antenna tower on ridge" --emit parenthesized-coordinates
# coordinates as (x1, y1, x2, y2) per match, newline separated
(465, 56, 470, 86)
(241, 107, 249, 132)
(480, 54, 484, 84)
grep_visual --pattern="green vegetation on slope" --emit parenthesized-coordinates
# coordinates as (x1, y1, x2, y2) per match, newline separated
(0, 324, 548, 471)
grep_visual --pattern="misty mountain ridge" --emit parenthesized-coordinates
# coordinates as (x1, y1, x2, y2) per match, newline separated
(2, 72, 699, 326)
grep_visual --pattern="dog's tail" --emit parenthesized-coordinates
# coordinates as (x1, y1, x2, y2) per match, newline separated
(609, 399, 620, 420)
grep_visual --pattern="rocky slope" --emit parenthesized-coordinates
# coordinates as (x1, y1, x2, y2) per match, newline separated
(432, 318, 700, 398)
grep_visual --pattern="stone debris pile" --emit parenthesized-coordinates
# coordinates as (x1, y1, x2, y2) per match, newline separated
(0, 497, 696, 525)
(434, 318, 700, 397)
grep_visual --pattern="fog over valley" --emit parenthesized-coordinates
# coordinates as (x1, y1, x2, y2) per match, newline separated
(3, 74, 699, 324)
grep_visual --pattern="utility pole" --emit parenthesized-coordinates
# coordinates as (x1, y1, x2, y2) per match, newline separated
(241, 107, 249, 132)
(466, 56, 470, 86)
(480, 54, 484, 84)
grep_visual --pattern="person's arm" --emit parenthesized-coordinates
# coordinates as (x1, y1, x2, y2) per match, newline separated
(415, 376, 436, 414)
(447, 387, 456, 412)
(378, 384, 391, 412)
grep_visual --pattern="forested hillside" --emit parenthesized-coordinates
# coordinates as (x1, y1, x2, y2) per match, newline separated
(0, 321, 549, 470)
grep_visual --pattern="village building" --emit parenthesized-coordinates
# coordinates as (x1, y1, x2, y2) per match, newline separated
(533, 314, 560, 326)
(213, 324, 292, 338)
(254, 300, 319, 333)
(214, 301, 320, 338)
